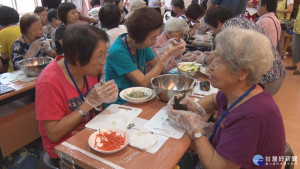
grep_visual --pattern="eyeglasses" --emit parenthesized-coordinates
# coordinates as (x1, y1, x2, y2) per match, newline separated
(148, 36, 158, 43)
(96, 51, 109, 63)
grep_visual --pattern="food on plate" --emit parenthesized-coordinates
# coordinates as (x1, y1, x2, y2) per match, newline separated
(127, 90, 149, 99)
(94, 129, 126, 151)
(178, 63, 200, 72)
(173, 93, 188, 110)
(200, 81, 210, 91)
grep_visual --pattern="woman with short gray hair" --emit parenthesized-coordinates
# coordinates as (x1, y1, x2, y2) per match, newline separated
(214, 26, 273, 85)
(151, 17, 188, 72)
(167, 27, 285, 169)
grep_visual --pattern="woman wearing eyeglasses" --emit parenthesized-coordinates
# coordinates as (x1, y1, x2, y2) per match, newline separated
(105, 7, 185, 105)
(35, 24, 118, 167)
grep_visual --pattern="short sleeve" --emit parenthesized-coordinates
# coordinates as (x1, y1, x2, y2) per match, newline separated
(0, 34, 8, 53)
(36, 82, 66, 120)
(287, 0, 294, 5)
(144, 47, 155, 62)
(107, 49, 138, 76)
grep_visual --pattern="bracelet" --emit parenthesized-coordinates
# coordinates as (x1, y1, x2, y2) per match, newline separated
(77, 108, 87, 118)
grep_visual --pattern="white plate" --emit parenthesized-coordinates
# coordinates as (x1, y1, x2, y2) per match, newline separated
(120, 89, 156, 104)
(88, 129, 129, 154)
(177, 62, 201, 72)
(199, 66, 210, 77)
(122, 87, 153, 101)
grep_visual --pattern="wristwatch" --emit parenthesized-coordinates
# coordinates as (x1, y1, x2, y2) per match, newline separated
(77, 108, 87, 118)
(193, 131, 206, 140)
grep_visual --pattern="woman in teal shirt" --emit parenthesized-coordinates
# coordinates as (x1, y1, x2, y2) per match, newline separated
(105, 7, 186, 105)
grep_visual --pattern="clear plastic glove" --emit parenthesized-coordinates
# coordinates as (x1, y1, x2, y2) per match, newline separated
(25, 39, 42, 58)
(85, 80, 118, 107)
(165, 39, 186, 57)
(40, 39, 51, 53)
(178, 96, 206, 116)
(167, 99, 210, 135)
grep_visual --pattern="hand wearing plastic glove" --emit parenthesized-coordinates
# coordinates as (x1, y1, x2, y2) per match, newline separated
(164, 39, 186, 57)
(167, 98, 211, 135)
(40, 39, 52, 53)
(178, 96, 207, 116)
(25, 39, 42, 58)
(85, 80, 118, 107)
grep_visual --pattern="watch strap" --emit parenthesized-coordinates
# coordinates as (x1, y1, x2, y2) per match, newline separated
(77, 108, 86, 118)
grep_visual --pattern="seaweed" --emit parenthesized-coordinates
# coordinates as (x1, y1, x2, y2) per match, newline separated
(200, 81, 210, 91)
(173, 93, 188, 110)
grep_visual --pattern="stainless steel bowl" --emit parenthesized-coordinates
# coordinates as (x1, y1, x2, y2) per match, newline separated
(17, 57, 53, 77)
(151, 74, 197, 102)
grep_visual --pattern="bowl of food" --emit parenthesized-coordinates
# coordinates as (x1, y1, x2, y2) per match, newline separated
(177, 62, 201, 77)
(151, 74, 197, 102)
(17, 57, 53, 77)
(88, 128, 128, 154)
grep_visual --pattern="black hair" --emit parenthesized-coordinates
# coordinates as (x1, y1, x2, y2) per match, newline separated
(34, 6, 47, 14)
(260, 0, 277, 13)
(185, 3, 205, 20)
(171, 0, 185, 9)
(204, 6, 234, 28)
(99, 3, 121, 29)
(0, 6, 20, 26)
(63, 24, 109, 66)
(90, 0, 101, 7)
(126, 7, 163, 43)
(57, 2, 76, 24)
(47, 9, 58, 22)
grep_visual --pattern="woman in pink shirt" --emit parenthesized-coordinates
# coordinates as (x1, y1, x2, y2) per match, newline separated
(256, 0, 281, 47)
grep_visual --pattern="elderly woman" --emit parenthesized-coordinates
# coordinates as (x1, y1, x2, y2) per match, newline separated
(203, 6, 286, 95)
(54, 2, 79, 55)
(105, 7, 185, 105)
(36, 24, 118, 168)
(11, 13, 56, 70)
(168, 27, 285, 169)
(152, 17, 188, 72)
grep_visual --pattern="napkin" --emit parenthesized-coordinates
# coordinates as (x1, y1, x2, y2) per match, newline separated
(128, 129, 158, 151)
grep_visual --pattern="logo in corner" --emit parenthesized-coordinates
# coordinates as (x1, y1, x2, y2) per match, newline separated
(253, 154, 264, 166)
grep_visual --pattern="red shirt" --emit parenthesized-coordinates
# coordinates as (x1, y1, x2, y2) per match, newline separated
(36, 55, 98, 158)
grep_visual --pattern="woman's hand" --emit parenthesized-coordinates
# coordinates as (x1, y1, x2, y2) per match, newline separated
(85, 80, 118, 107)
(179, 96, 207, 116)
(163, 40, 186, 60)
(167, 97, 210, 135)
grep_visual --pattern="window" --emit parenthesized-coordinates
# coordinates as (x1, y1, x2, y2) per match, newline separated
(0, 0, 42, 15)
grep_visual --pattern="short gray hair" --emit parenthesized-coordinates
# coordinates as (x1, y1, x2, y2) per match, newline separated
(164, 17, 189, 35)
(215, 26, 274, 85)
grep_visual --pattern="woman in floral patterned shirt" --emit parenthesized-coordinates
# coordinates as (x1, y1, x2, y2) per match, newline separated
(203, 6, 286, 95)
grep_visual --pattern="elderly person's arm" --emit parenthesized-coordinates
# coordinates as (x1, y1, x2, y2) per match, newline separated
(167, 94, 241, 169)
(42, 81, 118, 142)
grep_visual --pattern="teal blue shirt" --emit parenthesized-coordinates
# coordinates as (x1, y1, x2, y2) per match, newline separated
(105, 34, 155, 105)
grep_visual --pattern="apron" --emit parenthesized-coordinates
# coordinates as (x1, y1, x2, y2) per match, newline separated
(277, 0, 291, 22)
